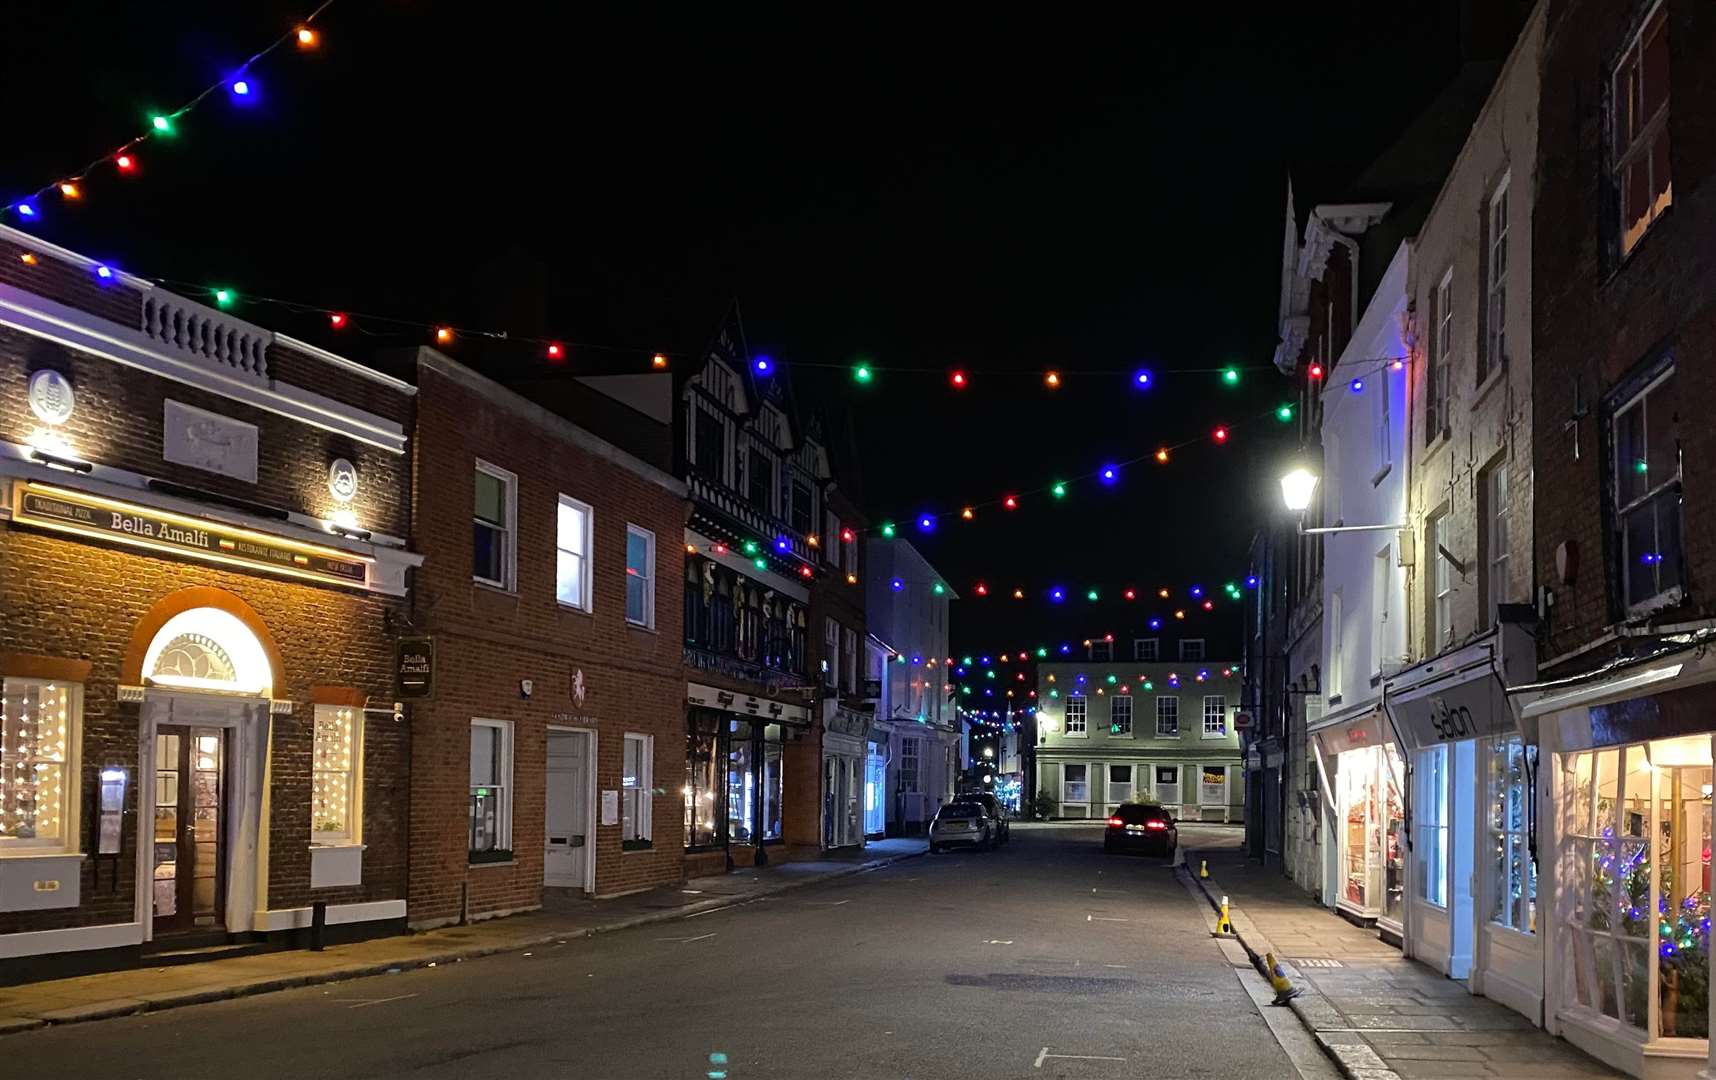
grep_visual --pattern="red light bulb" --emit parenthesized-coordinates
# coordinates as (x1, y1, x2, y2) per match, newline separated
(1003, 495, 1018, 510)
(328, 312, 347, 329)
(546, 343, 563, 360)
(840, 527, 855, 543)
(1213, 426, 1229, 443)
(975, 583, 989, 596)
(1203, 600, 1214, 610)
(1309, 362, 1324, 379)
(115, 154, 136, 172)
(1123, 589, 1136, 601)
(950, 370, 968, 389)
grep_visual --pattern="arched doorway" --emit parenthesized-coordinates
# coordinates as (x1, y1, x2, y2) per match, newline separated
(133, 601, 278, 942)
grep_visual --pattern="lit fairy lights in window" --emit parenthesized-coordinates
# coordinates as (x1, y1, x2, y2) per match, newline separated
(311, 705, 356, 841)
(1, 680, 70, 845)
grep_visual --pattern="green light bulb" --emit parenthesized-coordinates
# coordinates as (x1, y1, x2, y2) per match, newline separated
(962, 656, 973, 666)
(1086, 589, 1099, 602)
(881, 521, 895, 538)
(933, 582, 945, 595)
(1276, 403, 1294, 422)
(985, 670, 995, 679)
(1051, 482, 1067, 498)
(1049, 689, 1059, 699)
(1143, 681, 1153, 691)
(213, 288, 234, 308)
(151, 114, 174, 135)
(743, 540, 759, 555)
(1634, 459, 1649, 475)
(1222, 366, 1240, 386)
(853, 364, 873, 384)
(1106, 674, 1118, 684)
(1036, 647, 1047, 658)
(961, 686, 971, 696)
(753, 557, 767, 570)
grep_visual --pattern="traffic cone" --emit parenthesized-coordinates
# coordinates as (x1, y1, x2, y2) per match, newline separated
(1264, 951, 1302, 1005)
(1215, 895, 1233, 936)
(1199, 859, 1209, 879)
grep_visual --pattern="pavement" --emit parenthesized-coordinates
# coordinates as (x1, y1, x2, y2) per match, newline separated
(0, 837, 928, 1036)
(1188, 848, 1626, 1080)
(3, 823, 1303, 1079)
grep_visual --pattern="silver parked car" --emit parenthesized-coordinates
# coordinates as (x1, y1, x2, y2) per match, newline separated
(928, 801, 995, 853)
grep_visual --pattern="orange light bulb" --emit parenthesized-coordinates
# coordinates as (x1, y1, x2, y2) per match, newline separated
(1155, 447, 1170, 463)
(296, 26, 319, 48)
(652, 353, 669, 369)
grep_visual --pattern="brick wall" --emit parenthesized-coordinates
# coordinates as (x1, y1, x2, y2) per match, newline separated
(0, 528, 407, 934)
(1533, 0, 1716, 672)
(409, 354, 687, 923)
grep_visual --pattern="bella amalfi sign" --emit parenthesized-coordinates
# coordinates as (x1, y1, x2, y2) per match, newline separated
(12, 482, 369, 587)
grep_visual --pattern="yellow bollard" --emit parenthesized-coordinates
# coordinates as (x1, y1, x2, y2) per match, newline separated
(1215, 894, 1233, 936)
(1199, 859, 1210, 879)
(1264, 951, 1303, 1005)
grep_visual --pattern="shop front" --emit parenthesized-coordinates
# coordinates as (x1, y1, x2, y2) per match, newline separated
(1517, 642, 1716, 1079)
(683, 684, 811, 874)
(1385, 623, 1540, 1026)
(822, 708, 867, 851)
(863, 731, 888, 839)
(1311, 703, 1406, 940)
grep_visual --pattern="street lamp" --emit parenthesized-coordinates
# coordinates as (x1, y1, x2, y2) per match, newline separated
(1280, 467, 1318, 512)
(1279, 467, 1405, 536)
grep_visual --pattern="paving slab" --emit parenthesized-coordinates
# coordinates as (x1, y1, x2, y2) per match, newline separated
(1187, 849, 1628, 1080)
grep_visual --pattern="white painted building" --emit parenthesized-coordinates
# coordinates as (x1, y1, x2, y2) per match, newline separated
(864, 539, 960, 835)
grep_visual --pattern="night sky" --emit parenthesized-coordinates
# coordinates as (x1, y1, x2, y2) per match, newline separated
(4, 2, 1505, 658)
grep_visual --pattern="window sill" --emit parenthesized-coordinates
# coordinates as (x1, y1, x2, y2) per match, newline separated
(474, 579, 516, 596)
(310, 839, 364, 850)
(1200, 733, 1230, 740)
(1370, 462, 1392, 488)
(557, 601, 594, 617)
(1472, 366, 1506, 410)
(626, 620, 658, 634)
(1422, 428, 1452, 463)
(468, 850, 515, 867)
(0, 848, 83, 860)
(621, 839, 654, 853)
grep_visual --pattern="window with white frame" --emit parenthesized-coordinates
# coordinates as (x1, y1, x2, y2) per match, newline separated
(1371, 546, 1391, 678)
(1375, 366, 1393, 472)
(841, 626, 858, 694)
(1613, 1, 1671, 257)
(1062, 763, 1089, 806)
(1107, 764, 1134, 805)
(1329, 590, 1344, 702)
(1431, 512, 1454, 648)
(1133, 638, 1159, 662)
(469, 719, 513, 859)
(0, 678, 79, 851)
(311, 704, 361, 843)
(473, 460, 516, 589)
(1155, 695, 1179, 737)
(1613, 367, 1682, 611)
(1179, 639, 1204, 661)
(1088, 639, 1113, 662)
(900, 737, 920, 792)
(1482, 462, 1511, 629)
(1064, 693, 1087, 736)
(556, 495, 592, 610)
(1109, 695, 1133, 737)
(1487, 735, 1536, 933)
(1427, 270, 1452, 442)
(823, 618, 840, 688)
(1415, 744, 1449, 906)
(622, 733, 653, 848)
(625, 524, 656, 628)
(1202, 695, 1228, 738)
(1481, 176, 1509, 384)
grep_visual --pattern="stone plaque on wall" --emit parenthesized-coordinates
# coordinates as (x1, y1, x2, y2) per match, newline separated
(164, 399, 258, 484)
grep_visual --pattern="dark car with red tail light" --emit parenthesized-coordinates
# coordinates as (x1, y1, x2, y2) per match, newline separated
(1104, 801, 1177, 857)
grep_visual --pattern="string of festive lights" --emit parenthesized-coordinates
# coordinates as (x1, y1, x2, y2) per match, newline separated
(1, 3, 337, 224)
(874, 572, 1259, 612)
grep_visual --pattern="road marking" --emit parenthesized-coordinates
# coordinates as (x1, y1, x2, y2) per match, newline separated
(1103, 963, 1130, 969)
(685, 905, 735, 919)
(338, 993, 419, 1009)
(983, 939, 1014, 945)
(1089, 915, 1130, 922)
(657, 933, 717, 943)
(804, 899, 850, 906)
(1034, 1048, 1126, 1068)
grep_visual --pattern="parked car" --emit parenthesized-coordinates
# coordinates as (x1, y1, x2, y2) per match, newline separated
(929, 801, 995, 853)
(959, 792, 1010, 843)
(1104, 801, 1177, 857)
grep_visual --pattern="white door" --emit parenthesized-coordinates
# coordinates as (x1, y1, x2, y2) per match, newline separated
(545, 730, 591, 889)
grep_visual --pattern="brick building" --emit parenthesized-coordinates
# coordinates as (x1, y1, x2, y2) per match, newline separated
(406, 349, 687, 924)
(0, 224, 419, 982)
(666, 318, 870, 876)
(1513, 2, 1716, 1075)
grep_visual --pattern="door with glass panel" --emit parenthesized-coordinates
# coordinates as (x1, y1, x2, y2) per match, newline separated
(152, 726, 226, 934)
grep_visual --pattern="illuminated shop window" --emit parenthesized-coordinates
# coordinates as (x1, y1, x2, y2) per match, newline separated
(1, 679, 79, 852)
(312, 705, 360, 843)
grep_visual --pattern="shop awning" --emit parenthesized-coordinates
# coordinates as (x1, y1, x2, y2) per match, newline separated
(1308, 697, 1392, 757)
(1511, 635, 1716, 747)
(1382, 624, 1535, 751)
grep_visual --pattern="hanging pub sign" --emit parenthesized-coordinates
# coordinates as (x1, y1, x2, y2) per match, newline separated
(11, 481, 369, 587)
(396, 636, 434, 698)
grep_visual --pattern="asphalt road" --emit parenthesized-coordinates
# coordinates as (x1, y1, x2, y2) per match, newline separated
(6, 823, 1298, 1080)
